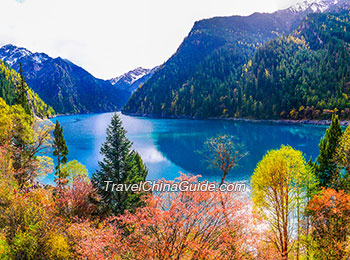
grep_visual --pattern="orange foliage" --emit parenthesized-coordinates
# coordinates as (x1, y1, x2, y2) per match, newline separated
(308, 188, 350, 259)
(69, 174, 269, 260)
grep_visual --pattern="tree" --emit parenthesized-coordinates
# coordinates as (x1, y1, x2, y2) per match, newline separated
(0, 98, 53, 188)
(308, 188, 350, 260)
(56, 175, 99, 221)
(92, 113, 148, 216)
(334, 125, 350, 191)
(200, 135, 247, 186)
(70, 174, 262, 260)
(315, 114, 343, 188)
(251, 145, 309, 260)
(60, 160, 89, 185)
(53, 120, 68, 178)
(0, 186, 72, 259)
(15, 63, 32, 118)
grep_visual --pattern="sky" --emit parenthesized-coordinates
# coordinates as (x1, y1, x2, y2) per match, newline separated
(0, 0, 301, 79)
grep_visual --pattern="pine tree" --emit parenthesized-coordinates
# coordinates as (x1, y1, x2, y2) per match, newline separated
(16, 63, 32, 117)
(92, 113, 148, 216)
(53, 120, 69, 178)
(316, 114, 343, 187)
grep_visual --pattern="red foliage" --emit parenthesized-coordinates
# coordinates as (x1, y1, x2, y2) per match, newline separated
(55, 176, 99, 220)
(308, 188, 350, 259)
(69, 174, 267, 260)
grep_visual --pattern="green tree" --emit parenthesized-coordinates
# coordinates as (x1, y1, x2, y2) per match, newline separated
(53, 120, 68, 178)
(335, 125, 350, 191)
(315, 114, 343, 188)
(251, 145, 310, 260)
(16, 63, 33, 118)
(92, 113, 148, 216)
(60, 160, 89, 185)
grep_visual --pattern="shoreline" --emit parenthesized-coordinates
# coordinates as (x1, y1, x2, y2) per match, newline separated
(48, 111, 350, 127)
(122, 112, 350, 126)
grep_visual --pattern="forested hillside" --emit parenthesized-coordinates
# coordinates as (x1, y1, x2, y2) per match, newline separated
(0, 59, 54, 118)
(123, 6, 350, 120)
(123, 12, 291, 117)
(0, 45, 130, 115)
(238, 11, 350, 119)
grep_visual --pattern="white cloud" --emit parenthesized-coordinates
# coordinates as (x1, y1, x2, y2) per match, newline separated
(0, 0, 300, 79)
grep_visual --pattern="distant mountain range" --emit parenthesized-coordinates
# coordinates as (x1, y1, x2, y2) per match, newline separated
(123, 0, 350, 119)
(109, 66, 159, 93)
(2, 0, 349, 119)
(0, 44, 130, 114)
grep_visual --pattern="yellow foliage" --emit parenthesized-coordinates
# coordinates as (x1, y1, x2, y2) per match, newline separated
(45, 232, 72, 260)
(336, 126, 350, 171)
(0, 232, 9, 260)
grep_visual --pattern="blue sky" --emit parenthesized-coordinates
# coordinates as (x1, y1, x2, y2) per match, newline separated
(2, 0, 300, 79)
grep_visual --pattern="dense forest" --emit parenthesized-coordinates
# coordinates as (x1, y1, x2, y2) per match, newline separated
(2, 87, 350, 259)
(123, 11, 290, 117)
(123, 10, 350, 120)
(0, 59, 54, 118)
(3, 1, 350, 258)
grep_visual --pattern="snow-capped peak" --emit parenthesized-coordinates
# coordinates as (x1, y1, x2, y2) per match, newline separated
(110, 67, 153, 86)
(0, 44, 49, 66)
(0, 44, 32, 66)
(288, 0, 338, 13)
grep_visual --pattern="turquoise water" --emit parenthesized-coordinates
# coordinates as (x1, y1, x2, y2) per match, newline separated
(42, 112, 328, 184)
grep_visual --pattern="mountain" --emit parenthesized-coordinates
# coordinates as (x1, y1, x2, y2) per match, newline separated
(122, 0, 348, 118)
(0, 58, 54, 118)
(0, 44, 130, 114)
(237, 10, 350, 120)
(109, 67, 159, 93)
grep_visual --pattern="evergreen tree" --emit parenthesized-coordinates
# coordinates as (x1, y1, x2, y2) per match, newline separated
(53, 120, 68, 178)
(316, 114, 343, 187)
(92, 113, 148, 216)
(16, 63, 33, 117)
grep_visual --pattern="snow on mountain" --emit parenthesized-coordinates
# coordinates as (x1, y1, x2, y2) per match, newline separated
(288, 0, 339, 13)
(110, 66, 159, 93)
(0, 44, 49, 66)
(0, 44, 32, 66)
(110, 67, 152, 86)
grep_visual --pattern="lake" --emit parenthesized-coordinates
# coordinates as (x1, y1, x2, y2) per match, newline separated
(42, 112, 328, 184)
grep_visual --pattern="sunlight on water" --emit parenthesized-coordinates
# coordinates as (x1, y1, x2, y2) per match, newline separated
(42, 113, 328, 184)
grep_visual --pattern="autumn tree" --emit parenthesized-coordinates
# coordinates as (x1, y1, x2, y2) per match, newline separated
(315, 114, 343, 188)
(71, 174, 261, 260)
(0, 184, 72, 259)
(251, 145, 310, 260)
(53, 120, 68, 178)
(56, 176, 99, 221)
(200, 135, 247, 186)
(92, 113, 148, 216)
(0, 98, 53, 188)
(308, 188, 350, 260)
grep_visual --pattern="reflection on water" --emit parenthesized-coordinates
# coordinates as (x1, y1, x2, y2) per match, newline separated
(42, 112, 327, 184)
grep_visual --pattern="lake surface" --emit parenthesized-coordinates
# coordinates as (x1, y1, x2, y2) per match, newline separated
(43, 112, 328, 184)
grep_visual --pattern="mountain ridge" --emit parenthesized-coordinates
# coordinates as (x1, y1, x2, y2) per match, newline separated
(122, 0, 350, 119)
(0, 44, 130, 115)
(109, 66, 159, 93)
